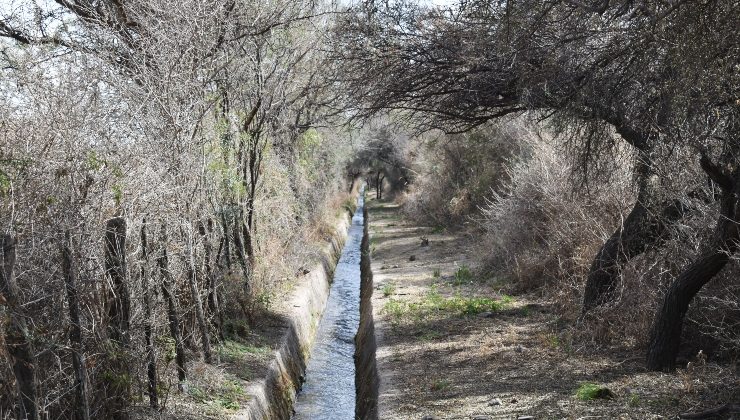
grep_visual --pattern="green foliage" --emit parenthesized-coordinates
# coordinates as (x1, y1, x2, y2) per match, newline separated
(430, 379, 450, 391)
(254, 290, 274, 311)
(575, 383, 614, 401)
(431, 225, 445, 234)
(85, 150, 103, 171)
(0, 169, 9, 196)
(453, 265, 473, 285)
(383, 286, 512, 321)
(188, 384, 208, 403)
(187, 380, 246, 411)
(216, 380, 246, 410)
(418, 329, 442, 342)
(218, 339, 270, 360)
(298, 128, 324, 182)
(102, 370, 132, 391)
(156, 336, 177, 364)
(432, 268, 441, 278)
(112, 183, 123, 206)
(0, 157, 32, 196)
(382, 283, 396, 297)
(223, 318, 250, 338)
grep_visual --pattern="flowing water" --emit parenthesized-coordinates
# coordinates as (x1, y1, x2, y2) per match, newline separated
(292, 190, 365, 420)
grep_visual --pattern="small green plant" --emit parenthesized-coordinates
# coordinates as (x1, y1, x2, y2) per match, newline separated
(628, 393, 640, 407)
(382, 283, 396, 297)
(382, 287, 512, 320)
(112, 183, 123, 206)
(383, 298, 407, 319)
(545, 333, 560, 349)
(188, 384, 208, 403)
(156, 336, 177, 363)
(430, 379, 450, 391)
(255, 290, 274, 311)
(453, 265, 473, 285)
(216, 380, 245, 410)
(431, 225, 445, 234)
(218, 339, 271, 361)
(575, 383, 614, 401)
(432, 268, 441, 278)
(419, 330, 442, 341)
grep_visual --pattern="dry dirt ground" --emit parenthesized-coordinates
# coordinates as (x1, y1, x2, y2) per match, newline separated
(368, 196, 740, 420)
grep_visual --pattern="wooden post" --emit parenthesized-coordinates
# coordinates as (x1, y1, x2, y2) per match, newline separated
(0, 234, 38, 420)
(61, 232, 91, 420)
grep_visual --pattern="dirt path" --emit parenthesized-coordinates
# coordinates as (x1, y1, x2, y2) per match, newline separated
(368, 196, 739, 420)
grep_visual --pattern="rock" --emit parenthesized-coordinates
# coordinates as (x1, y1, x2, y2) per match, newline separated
(517, 416, 534, 420)
(477, 311, 494, 318)
(488, 398, 502, 406)
(472, 416, 491, 420)
(421, 416, 439, 420)
(420, 236, 429, 246)
(409, 255, 416, 261)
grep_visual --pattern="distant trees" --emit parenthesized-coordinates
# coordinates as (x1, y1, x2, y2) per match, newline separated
(348, 121, 410, 199)
(332, 0, 739, 370)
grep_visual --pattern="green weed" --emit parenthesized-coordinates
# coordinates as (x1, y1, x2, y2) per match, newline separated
(575, 383, 614, 400)
(382, 286, 512, 321)
(453, 265, 473, 285)
(430, 379, 450, 391)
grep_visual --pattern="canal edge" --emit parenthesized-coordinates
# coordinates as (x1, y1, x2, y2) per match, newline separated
(355, 194, 380, 420)
(237, 186, 359, 420)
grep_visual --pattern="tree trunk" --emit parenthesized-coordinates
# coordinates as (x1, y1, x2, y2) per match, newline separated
(157, 226, 187, 389)
(646, 156, 740, 371)
(184, 226, 212, 364)
(61, 233, 91, 420)
(139, 221, 158, 409)
(220, 211, 232, 270)
(199, 220, 224, 341)
(105, 217, 130, 346)
(0, 235, 39, 420)
(375, 172, 383, 199)
(104, 217, 131, 418)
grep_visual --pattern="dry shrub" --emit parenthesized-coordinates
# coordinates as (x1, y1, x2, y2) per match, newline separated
(402, 120, 527, 226)
(478, 125, 635, 298)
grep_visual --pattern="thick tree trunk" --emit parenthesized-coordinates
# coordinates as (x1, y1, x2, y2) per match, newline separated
(105, 217, 130, 346)
(646, 156, 740, 371)
(61, 233, 91, 420)
(0, 235, 39, 420)
(139, 221, 158, 409)
(157, 226, 187, 389)
(582, 197, 689, 312)
(184, 227, 212, 364)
